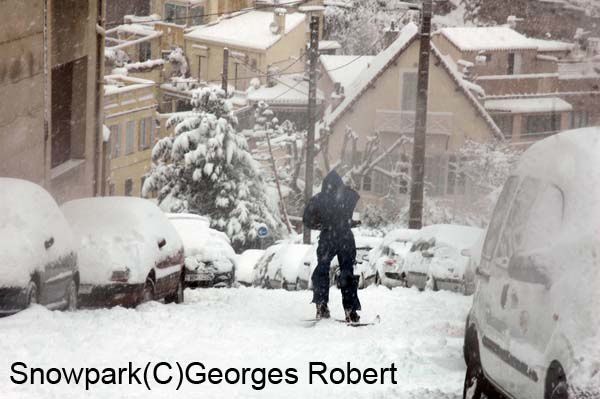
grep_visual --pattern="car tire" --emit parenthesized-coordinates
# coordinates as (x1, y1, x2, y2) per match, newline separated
(142, 278, 155, 303)
(545, 362, 569, 399)
(264, 276, 270, 289)
(25, 281, 38, 307)
(165, 277, 184, 304)
(295, 277, 301, 291)
(65, 279, 78, 311)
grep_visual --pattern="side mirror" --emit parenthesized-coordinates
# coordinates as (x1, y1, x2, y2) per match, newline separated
(508, 254, 552, 290)
(44, 237, 55, 250)
(158, 238, 167, 249)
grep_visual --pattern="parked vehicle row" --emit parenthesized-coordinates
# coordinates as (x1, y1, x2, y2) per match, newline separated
(0, 179, 239, 316)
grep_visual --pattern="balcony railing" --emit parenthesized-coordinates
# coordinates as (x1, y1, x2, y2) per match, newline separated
(374, 110, 454, 136)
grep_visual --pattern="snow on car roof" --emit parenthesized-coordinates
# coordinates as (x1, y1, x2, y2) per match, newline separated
(236, 249, 266, 283)
(354, 235, 383, 249)
(0, 178, 74, 287)
(416, 225, 484, 250)
(168, 217, 235, 263)
(382, 228, 420, 246)
(185, 11, 306, 51)
(270, 243, 313, 281)
(61, 197, 183, 285)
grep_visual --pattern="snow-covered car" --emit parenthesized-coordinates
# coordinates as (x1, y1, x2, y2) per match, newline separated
(402, 225, 483, 294)
(255, 243, 312, 290)
(368, 229, 419, 288)
(252, 244, 282, 287)
(0, 178, 79, 315)
(297, 235, 382, 290)
(167, 213, 237, 288)
(464, 129, 600, 399)
(62, 197, 185, 308)
(235, 249, 265, 286)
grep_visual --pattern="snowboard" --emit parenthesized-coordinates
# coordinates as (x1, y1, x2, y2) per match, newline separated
(302, 315, 380, 327)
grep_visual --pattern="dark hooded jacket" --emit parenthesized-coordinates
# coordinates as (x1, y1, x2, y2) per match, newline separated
(303, 171, 359, 233)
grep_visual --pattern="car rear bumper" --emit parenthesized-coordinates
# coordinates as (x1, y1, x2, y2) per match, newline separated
(78, 283, 145, 308)
(0, 287, 27, 315)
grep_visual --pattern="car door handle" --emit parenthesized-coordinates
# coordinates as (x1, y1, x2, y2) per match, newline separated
(44, 237, 55, 250)
(475, 267, 490, 281)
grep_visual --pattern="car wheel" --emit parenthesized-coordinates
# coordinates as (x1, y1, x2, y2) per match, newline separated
(359, 273, 365, 289)
(463, 361, 488, 399)
(295, 277, 301, 291)
(65, 279, 78, 311)
(165, 277, 184, 304)
(263, 276, 270, 289)
(143, 278, 155, 303)
(25, 281, 38, 307)
(546, 362, 569, 399)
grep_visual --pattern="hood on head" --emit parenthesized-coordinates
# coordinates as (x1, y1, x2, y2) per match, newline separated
(321, 170, 344, 194)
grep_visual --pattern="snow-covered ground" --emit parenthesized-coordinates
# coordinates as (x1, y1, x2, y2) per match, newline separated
(0, 287, 471, 398)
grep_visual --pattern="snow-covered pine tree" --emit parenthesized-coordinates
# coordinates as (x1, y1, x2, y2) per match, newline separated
(143, 87, 284, 250)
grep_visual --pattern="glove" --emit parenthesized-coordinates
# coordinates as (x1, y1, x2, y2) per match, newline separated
(351, 220, 362, 228)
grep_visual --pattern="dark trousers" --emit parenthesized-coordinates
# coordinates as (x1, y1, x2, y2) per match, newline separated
(311, 230, 361, 311)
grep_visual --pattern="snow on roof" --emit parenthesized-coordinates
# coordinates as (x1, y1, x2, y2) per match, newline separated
(185, 11, 306, 51)
(324, 22, 419, 126)
(319, 40, 342, 51)
(319, 54, 374, 88)
(529, 38, 575, 52)
(104, 75, 156, 96)
(438, 26, 538, 51)
(485, 97, 573, 113)
(247, 75, 324, 104)
(323, 23, 503, 140)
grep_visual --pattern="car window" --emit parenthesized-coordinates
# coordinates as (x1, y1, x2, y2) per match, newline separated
(520, 183, 564, 253)
(481, 176, 519, 262)
(495, 177, 542, 262)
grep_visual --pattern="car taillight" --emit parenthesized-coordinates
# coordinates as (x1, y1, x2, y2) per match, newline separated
(111, 268, 130, 283)
(384, 259, 396, 266)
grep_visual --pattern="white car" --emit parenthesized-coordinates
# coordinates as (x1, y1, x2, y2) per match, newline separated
(464, 128, 600, 399)
(62, 197, 185, 308)
(167, 213, 237, 288)
(255, 243, 313, 290)
(235, 249, 265, 286)
(403, 224, 484, 294)
(0, 178, 79, 314)
(368, 229, 419, 288)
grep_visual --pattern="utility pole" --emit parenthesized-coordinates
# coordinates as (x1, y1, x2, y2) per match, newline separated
(408, 0, 433, 230)
(303, 16, 320, 245)
(222, 47, 229, 94)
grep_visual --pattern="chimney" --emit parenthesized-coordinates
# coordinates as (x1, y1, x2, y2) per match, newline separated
(383, 21, 400, 49)
(506, 15, 523, 30)
(271, 8, 287, 35)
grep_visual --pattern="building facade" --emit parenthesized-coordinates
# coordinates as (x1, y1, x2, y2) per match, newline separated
(0, 0, 104, 204)
(104, 75, 159, 197)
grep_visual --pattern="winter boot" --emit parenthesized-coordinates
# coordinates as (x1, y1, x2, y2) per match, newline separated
(316, 303, 330, 319)
(345, 309, 360, 323)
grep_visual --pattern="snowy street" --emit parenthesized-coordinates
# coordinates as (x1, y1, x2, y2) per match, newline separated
(0, 286, 471, 399)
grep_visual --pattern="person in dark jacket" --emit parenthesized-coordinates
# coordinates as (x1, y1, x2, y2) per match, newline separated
(303, 170, 361, 322)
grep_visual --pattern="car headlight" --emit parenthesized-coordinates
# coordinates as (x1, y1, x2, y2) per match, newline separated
(111, 268, 130, 283)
